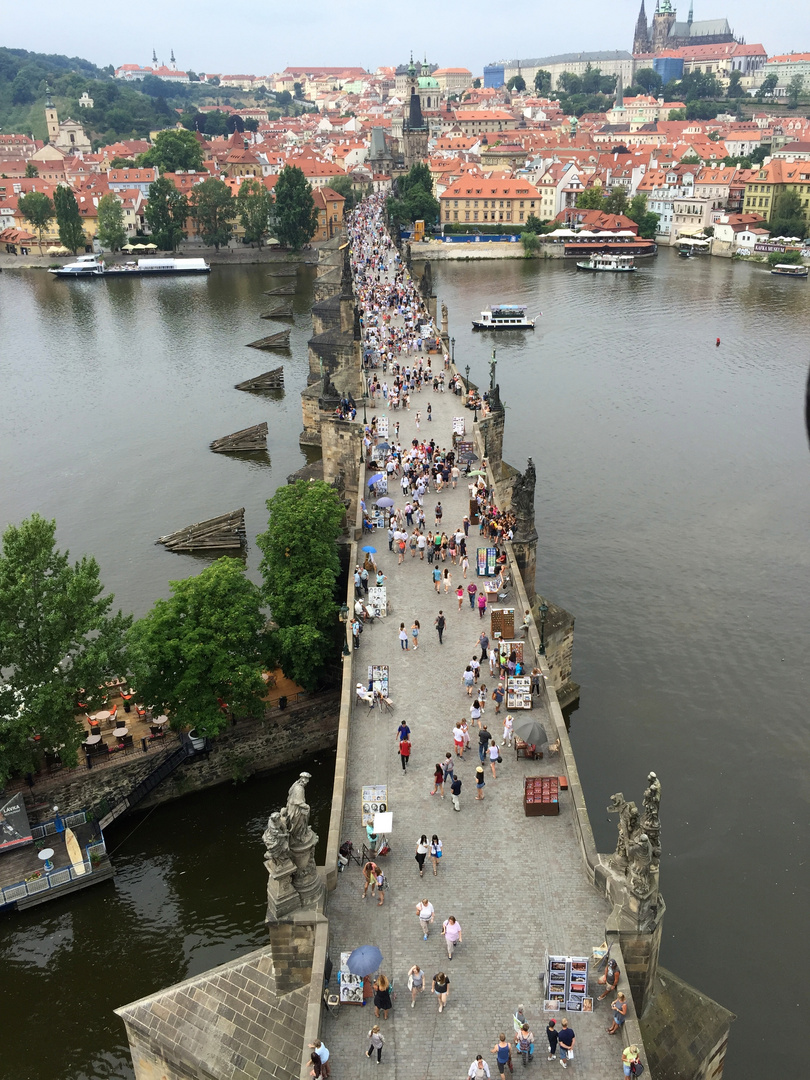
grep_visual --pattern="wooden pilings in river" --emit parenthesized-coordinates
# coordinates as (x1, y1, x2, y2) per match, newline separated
(210, 423, 268, 453)
(234, 367, 284, 391)
(157, 509, 246, 551)
(263, 283, 296, 296)
(246, 330, 291, 351)
(260, 303, 294, 319)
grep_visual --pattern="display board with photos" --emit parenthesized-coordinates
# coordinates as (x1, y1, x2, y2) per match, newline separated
(368, 664, 389, 697)
(507, 675, 532, 710)
(339, 950, 365, 1004)
(545, 954, 591, 1013)
(490, 608, 515, 639)
(361, 785, 388, 828)
(498, 640, 525, 667)
(376, 416, 389, 438)
(452, 416, 466, 435)
(367, 587, 387, 617)
(476, 547, 498, 577)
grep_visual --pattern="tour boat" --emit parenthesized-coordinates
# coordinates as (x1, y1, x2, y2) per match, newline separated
(576, 253, 636, 273)
(472, 304, 536, 330)
(770, 263, 808, 278)
(50, 255, 211, 277)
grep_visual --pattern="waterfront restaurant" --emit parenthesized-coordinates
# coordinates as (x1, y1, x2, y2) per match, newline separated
(543, 228, 658, 256)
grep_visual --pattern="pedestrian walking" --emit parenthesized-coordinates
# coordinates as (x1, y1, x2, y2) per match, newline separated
(607, 992, 628, 1034)
(622, 1046, 642, 1078)
(488, 740, 501, 778)
(309, 1041, 331, 1079)
(470, 656, 481, 682)
(468, 1056, 491, 1080)
(462, 666, 475, 696)
(310, 1052, 322, 1078)
(399, 736, 411, 771)
(468, 581, 478, 609)
(546, 1019, 558, 1061)
(435, 501, 443, 526)
(374, 867, 386, 906)
(366, 1025, 384, 1063)
(502, 713, 514, 747)
(515, 1024, 534, 1067)
(435, 610, 446, 644)
(475, 765, 486, 800)
(444, 567, 452, 593)
(493, 1036, 512, 1080)
(457, 584, 465, 610)
(416, 897, 435, 938)
(432, 565, 442, 593)
(431, 763, 445, 797)
(557, 1019, 575, 1069)
(450, 773, 462, 811)
(478, 632, 489, 661)
(415, 834, 429, 875)
(470, 699, 482, 725)
(362, 860, 379, 899)
(432, 971, 450, 1013)
(478, 723, 492, 762)
(477, 592, 488, 619)
(408, 964, 425, 1007)
(442, 915, 462, 959)
(411, 620, 420, 649)
(452, 722, 465, 757)
(373, 973, 393, 1019)
(597, 958, 620, 1000)
(429, 834, 442, 875)
(441, 753, 454, 786)
(492, 684, 505, 714)
(489, 646, 499, 676)
(399, 623, 409, 650)
(396, 720, 411, 743)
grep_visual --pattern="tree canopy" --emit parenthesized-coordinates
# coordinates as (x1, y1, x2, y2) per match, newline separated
(144, 175, 189, 250)
(0, 515, 130, 783)
(534, 70, 551, 95)
(17, 190, 54, 252)
(507, 75, 526, 93)
(388, 162, 439, 228)
(54, 184, 86, 253)
(627, 192, 660, 240)
(272, 164, 318, 251)
(190, 177, 234, 249)
(128, 558, 269, 737)
(96, 192, 127, 251)
(770, 190, 806, 238)
(256, 480, 344, 691)
(236, 177, 272, 247)
(140, 128, 204, 172)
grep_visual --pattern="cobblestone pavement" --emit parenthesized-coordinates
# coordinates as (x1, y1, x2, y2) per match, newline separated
(322, 256, 618, 1080)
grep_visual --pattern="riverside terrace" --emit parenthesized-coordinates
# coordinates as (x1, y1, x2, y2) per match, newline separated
(321, 378, 636, 1079)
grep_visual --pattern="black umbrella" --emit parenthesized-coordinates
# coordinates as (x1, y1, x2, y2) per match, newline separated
(512, 715, 548, 745)
(346, 944, 383, 976)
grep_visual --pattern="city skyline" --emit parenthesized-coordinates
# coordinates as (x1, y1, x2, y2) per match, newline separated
(6, 0, 807, 81)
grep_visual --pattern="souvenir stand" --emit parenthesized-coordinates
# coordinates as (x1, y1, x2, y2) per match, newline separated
(476, 547, 498, 577)
(508, 675, 532, 710)
(361, 785, 388, 828)
(338, 951, 366, 1004)
(543, 953, 591, 1012)
(490, 608, 515, 640)
(368, 664, 389, 697)
(452, 417, 465, 436)
(368, 587, 388, 617)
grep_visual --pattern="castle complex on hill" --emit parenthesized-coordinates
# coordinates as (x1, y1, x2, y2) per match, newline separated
(633, 0, 738, 54)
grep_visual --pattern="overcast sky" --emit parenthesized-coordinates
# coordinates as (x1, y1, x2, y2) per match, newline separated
(8, 0, 808, 78)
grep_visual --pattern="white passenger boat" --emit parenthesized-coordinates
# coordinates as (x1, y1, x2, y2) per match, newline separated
(50, 255, 211, 277)
(472, 304, 536, 330)
(770, 263, 808, 278)
(576, 253, 636, 273)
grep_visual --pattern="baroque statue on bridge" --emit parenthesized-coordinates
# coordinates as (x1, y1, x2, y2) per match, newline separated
(607, 772, 662, 910)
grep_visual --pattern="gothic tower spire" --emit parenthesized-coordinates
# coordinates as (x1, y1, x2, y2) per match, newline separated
(633, 0, 651, 54)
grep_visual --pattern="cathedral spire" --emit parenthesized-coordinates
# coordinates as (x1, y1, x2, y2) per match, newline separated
(687, 1, 693, 24)
(152, 47, 158, 65)
(633, 0, 651, 54)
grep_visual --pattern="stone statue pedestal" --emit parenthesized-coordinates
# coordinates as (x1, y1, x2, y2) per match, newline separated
(266, 858, 300, 922)
(290, 832, 324, 909)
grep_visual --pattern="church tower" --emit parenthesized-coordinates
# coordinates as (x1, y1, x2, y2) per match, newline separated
(651, 0, 677, 52)
(633, 0, 651, 53)
(170, 49, 176, 70)
(45, 86, 59, 143)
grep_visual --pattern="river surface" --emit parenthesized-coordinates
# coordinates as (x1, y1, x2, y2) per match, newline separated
(0, 252, 808, 1079)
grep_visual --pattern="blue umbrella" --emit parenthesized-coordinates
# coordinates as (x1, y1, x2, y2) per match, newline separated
(346, 944, 383, 976)
(368, 473, 384, 486)
(376, 497, 394, 508)
(376, 441, 390, 451)
(362, 545, 377, 553)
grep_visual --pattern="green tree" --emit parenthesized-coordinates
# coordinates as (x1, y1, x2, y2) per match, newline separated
(96, 193, 127, 251)
(668, 108, 686, 120)
(293, 82, 304, 99)
(110, 156, 137, 168)
(634, 68, 663, 95)
(521, 231, 540, 257)
(128, 558, 268, 738)
(328, 172, 357, 210)
(227, 113, 245, 133)
(770, 190, 805, 237)
(190, 177, 234, 249)
(244, 117, 259, 132)
(727, 70, 744, 98)
(757, 73, 778, 100)
(237, 177, 272, 247)
(603, 186, 629, 216)
(17, 190, 54, 253)
(54, 185, 86, 253)
(24, 161, 38, 178)
(557, 72, 582, 95)
(256, 480, 344, 691)
(787, 74, 804, 109)
(524, 214, 544, 234)
(534, 70, 551, 95)
(575, 187, 606, 210)
(0, 514, 131, 782)
(507, 75, 526, 93)
(391, 162, 440, 226)
(627, 192, 660, 239)
(140, 128, 204, 173)
(144, 176, 189, 250)
(272, 164, 318, 250)
(472, 78, 481, 89)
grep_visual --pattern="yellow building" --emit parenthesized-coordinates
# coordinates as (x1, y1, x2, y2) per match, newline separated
(439, 177, 541, 226)
(742, 158, 810, 226)
(312, 186, 346, 241)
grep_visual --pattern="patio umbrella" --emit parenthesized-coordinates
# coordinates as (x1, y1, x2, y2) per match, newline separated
(132, 244, 148, 250)
(376, 441, 390, 452)
(122, 244, 135, 251)
(512, 715, 548, 746)
(346, 944, 383, 977)
(468, 469, 486, 477)
(367, 473, 384, 486)
(362, 545, 377, 553)
(143, 243, 157, 249)
(376, 497, 394, 508)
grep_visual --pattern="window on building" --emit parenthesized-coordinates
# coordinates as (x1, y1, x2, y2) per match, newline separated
(506, 211, 511, 220)
(465, 211, 470, 221)
(474, 211, 479, 221)
(453, 211, 458, 221)
(519, 211, 524, 221)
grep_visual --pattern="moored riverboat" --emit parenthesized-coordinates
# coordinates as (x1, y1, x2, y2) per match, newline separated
(50, 255, 211, 277)
(576, 253, 636, 273)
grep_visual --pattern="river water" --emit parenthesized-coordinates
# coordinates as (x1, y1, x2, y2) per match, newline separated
(0, 252, 808, 1078)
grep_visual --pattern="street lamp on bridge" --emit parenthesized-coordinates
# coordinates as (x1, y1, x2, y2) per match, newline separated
(538, 602, 549, 655)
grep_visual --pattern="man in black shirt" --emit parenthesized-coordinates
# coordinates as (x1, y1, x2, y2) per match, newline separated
(478, 724, 492, 763)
